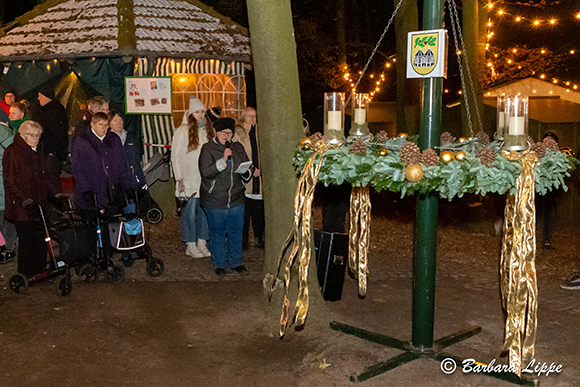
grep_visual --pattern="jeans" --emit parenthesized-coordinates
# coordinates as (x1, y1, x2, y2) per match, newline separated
(181, 197, 209, 243)
(0, 210, 17, 252)
(204, 204, 244, 270)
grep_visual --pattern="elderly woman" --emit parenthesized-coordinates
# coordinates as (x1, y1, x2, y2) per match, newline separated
(72, 112, 135, 255)
(109, 110, 146, 190)
(171, 97, 214, 258)
(234, 107, 264, 249)
(3, 120, 62, 277)
(199, 117, 252, 276)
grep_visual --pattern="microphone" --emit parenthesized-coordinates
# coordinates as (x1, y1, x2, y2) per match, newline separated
(225, 141, 231, 161)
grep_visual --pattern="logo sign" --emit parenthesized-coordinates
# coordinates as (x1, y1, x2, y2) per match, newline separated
(406, 29, 448, 79)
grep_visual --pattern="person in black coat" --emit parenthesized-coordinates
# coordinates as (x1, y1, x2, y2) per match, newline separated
(199, 118, 252, 276)
(34, 86, 69, 191)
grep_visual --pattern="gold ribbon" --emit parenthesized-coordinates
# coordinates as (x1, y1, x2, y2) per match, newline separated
(349, 185, 371, 296)
(269, 146, 326, 338)
(500, 150, 539, 377)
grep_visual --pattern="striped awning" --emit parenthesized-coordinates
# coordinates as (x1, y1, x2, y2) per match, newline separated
(136, 57, 245, 162)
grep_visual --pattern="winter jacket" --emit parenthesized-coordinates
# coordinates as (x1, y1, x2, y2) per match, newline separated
(115, 130, 147, 190)
(8, 113, 32, 132)
(2, 133, 58, 222)
(199, 138, 251, 209)
(171, 123, 211, 197)
(34, 99, 69, 161)
(0, 100, 9, 116)
(234, 122, 262, 196)
(72, 129, 135, 211)
(0, 123, 15, 211)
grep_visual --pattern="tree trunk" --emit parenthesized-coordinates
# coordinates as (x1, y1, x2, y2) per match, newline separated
(394, 0, 420, 135)
(461, 0, 485, 137)
(246, 0, 328, 336)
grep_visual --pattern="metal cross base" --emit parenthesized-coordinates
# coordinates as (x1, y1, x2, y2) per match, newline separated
(330, 322, 537, 386)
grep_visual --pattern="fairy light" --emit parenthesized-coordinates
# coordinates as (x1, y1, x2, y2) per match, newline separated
(540, 74, 546, 79)
(534, 20, 540, 26)
(571, 50, 575, 54)
(549, 19, 556, 24)
(515, 16, 521, 22)
(498, 10, 504, 15)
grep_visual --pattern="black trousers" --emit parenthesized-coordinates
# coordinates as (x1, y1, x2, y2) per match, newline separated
(15, 221, 47, 278)
(46, 154, 63, 193)
(81, 210, 112, 258)
(243, 197, 265, 244)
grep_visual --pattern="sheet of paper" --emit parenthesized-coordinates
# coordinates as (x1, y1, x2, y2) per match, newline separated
(234, 161, 253, 174)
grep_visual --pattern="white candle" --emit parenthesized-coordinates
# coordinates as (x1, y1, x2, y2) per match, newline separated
(354, 108, 366, 125)
(327, 111, 342, 131)
(508, 116, 525, 135)
(498, 111, 505, 129)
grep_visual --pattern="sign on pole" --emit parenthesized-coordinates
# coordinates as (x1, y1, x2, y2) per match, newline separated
(406, 29, 448, 79)
(125, 76, 173, 115)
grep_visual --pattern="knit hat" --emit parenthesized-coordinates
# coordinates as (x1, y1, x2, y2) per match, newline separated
(206, 106, 222, 124)
(38, 85, 55, 100)
(3, 88, 16, 99)
(215, 117, 235, 133)
(188, 96, 205, 112)
(543, 131, 558, 143)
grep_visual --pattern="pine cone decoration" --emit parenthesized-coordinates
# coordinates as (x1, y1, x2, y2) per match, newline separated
(531, 142, 546, 159)
(349, 139, 367, 155)
(440, 131, 454, 145)
(475, 130, 490, 145)
(376, 130, 389, 143)
(400, 142, 421, 165)
(309, 132, 323, 144)
(476, 147, 496, 166)
(543, 137, 559, 153)
(421, 148, 439, 167)
(527, 135, 535, 146)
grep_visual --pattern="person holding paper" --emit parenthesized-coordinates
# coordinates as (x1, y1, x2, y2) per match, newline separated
(199, 117, 251, 276)
(234, 107, 265, 249)
(171, 96, 214, 258)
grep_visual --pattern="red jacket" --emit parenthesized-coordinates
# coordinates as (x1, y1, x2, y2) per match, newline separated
(2, 133, 58, 222)
(0, 100, 9, 115)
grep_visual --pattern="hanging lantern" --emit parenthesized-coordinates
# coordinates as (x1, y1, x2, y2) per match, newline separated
(496, 94, 507, 141)
(504, 95, 529, 151)
(324, 92, 345, 145)
(349, 93, 370, 139)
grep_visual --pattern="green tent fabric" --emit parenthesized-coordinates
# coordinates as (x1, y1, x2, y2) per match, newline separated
(0, 57, 141, 145)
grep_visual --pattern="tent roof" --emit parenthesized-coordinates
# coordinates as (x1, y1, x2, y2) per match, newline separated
(483, 78, 580, 123)
(0, 0, 251, 63)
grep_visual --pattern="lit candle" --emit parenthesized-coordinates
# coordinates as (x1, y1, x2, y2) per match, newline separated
(508, 116, 525, 135)
(498, 111, 506, 129)
(327, 111, 342, 131)
(354, 108, 366, 125)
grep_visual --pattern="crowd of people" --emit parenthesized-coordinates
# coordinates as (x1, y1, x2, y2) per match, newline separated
(0, 88, 264, 280)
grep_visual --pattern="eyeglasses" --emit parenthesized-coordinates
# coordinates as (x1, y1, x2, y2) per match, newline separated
(219, 131, 233, 136)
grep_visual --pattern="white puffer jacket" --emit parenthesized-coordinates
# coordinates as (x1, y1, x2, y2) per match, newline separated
(171, 119, 210, 197)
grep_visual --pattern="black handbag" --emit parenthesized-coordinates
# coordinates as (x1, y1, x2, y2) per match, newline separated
(175, 192, 189, 216)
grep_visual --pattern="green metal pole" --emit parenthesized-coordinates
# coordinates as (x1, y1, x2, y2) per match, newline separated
(411, 0, 444, 350)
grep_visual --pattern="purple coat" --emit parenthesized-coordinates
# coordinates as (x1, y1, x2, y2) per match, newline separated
(72, 129, 135, 211)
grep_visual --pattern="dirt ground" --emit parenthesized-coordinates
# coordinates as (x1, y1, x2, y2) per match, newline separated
(0, 194, 579, 387)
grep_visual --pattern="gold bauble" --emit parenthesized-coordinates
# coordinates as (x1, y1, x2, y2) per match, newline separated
(440, 150, 454, 163)
(301, 138, 311, 150)
(467, 137, 473, 141)
(398, 132, 408, 139)
(459, 137, 467, 143)
(378, 148, 388, 156)
(455, 151, 466, 161)
(405, 164, 423, 182)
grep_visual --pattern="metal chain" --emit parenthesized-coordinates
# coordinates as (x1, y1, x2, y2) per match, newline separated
(348, 0, 405, 104)
(448, 0, 484, 136)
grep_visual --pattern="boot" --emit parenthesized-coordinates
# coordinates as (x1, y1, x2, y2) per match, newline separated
(197, 239, 212, 257)
(186, 242, 204, 258)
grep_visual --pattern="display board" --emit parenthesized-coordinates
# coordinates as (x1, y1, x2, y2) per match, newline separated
(125, 76, 172, 115)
